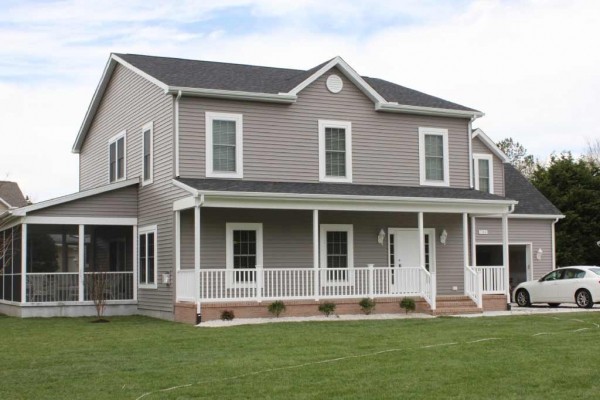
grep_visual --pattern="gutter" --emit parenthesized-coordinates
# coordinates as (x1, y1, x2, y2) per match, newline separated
(165, 87, 297, 104)
(174, 90, 182, 177)
(375, 102, 484, 119)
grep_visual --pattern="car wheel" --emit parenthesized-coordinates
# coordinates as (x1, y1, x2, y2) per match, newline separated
(516, 289, 531, 307)
(575, 290, 593, 309)
(548, 303, 560, 308)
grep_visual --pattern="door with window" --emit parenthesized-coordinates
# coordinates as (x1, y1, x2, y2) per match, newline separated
(388, 228, 435, 292)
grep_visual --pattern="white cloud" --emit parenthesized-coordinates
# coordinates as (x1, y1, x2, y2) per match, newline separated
(1, 0, 599, 201)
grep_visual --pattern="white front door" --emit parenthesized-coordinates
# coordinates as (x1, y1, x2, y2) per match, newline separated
(393, 230, 421, 268)
(389, 228, 436, 293)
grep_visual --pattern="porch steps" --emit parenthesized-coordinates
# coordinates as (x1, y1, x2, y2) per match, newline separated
(433, 295, 482, 316)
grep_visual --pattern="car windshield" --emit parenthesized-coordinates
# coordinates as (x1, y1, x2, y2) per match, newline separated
(589, 267, 600, 276)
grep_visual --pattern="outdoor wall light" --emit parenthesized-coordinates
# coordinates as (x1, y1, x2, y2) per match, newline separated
(536, 248, 543, 261)
(163, 272, 171, 286)
(377, 229, 386, 246)
(440, 229, 448, 245)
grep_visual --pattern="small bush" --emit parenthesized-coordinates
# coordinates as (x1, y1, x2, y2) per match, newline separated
(268, 300, 286, 317)
(400, 297, 416, 314)
(318, 302, 336, 317)
(359, 298, 376, 315)
(221, 310, 235, 321)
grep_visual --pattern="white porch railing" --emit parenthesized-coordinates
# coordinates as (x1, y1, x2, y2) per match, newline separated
(475, 266, 505, 294)
(177, 265, 436, 310)
(464, 266, 483, 308)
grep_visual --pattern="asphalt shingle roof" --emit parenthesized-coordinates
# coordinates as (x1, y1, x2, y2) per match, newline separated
(115, 53, 477, 112)
(0, 181, 27, 208)
(504, 164, 561, 215)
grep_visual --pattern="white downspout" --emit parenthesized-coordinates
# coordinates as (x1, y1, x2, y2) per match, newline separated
(468, 116, 476, 189)
(175, 90, 182, 177)
(551, 217, 559, 270)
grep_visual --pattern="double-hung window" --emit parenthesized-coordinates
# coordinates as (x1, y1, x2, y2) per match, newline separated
(138, 226, 157, 289)
(319, 120, 352, 182)
(419, 127, 449, 186)
(226, 223, 263, 286)
(473, 154, 494, 193)
(320, 224, 354, 283)
(142, 122, 153, 185)
(108, 131, 126, 183)
(206, 112, 243, 178)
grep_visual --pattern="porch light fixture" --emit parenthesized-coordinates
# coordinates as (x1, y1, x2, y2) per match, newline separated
(440, 229, 448, 245)
(162, 272, 171, 286)
(536, 248, 543, 261)
(377, 229, 386, 246)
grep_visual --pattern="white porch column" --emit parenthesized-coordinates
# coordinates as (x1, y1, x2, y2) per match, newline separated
(175, 210, 181, 272)
(313, 209, 319, 301)
(417, 212, 424, 267)
(78, 225, 85, 302)
(132, 225, 138, 302)
(463, 213, 469, 296)
(470, 216, 477, 266)
(502, 213, 510, 306)
(20, 224, 27, 304)
(194, 205, 201, 315)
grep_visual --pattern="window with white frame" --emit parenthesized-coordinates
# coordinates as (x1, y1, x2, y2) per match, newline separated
(109, 131, 126, 183)
(142, 122, 153, 185)
(226, 223, 263, 284)
(318, 120, 352, 182)
(320, 224, 354, 282)
(473, 154, 494, 193)
(419, 127, 449, 186)
(206, 112, 243, 178)
(138, 226, 157, 288)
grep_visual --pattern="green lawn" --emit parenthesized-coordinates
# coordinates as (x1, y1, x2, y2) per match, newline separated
(1, 313, 599, 399)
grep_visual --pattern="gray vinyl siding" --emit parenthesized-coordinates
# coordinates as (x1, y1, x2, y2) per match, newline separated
(180, 209, 466, 295)
(472, 136, 505, 197)
(28, 186, 138, 218)
(474, 218, 554, 279)
(179, 67, 471, 188)
(78, 64, 190, 316)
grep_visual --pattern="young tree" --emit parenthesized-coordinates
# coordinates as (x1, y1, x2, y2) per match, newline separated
(0, 229, 13, 273)
(586, 138, 600, 165)
(531, 153, 600, 266)
(497, 138, 537, 178)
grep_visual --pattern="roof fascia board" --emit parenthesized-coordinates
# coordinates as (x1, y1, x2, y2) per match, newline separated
(476, 213, 565, 219)
(111, 54, 170, 91)
(472, 128, 510, 162)
(0, 197, 11, 208)
(376, 102, 483, 119)
(13, 178, 139, 216)
(286, 56, 387, 104)
(166, 87, 297, 103)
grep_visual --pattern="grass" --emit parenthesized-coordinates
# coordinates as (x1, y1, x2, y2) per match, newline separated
(1, 313, 599, 399)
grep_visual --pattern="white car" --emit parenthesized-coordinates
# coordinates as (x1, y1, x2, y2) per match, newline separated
(514, 266, 600, 308)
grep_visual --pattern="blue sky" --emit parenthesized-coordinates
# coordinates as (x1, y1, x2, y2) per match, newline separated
(1, 0, 599, 201)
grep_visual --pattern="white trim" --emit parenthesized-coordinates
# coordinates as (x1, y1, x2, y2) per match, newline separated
(141, 121, 154, 186)
(205, 112, 244, 179)
(477, 214, 565, 220)
(20, 223, 27, 304)
(175, 210, 181, 271)
(111, 54, 169, 91)
(0, 197, 11, 208)
(474, 241, 534, 282)
(318, 120, 353, 183)
(167, 87, 297, 103)
(472, 128, 510, 163)
(473, 153, 494, 194)
(108, 130, 127, 183)
(320, 224, 354, 283)
(225, 223, 263, 287)
(12, 178, 139, 216)
(551, 218, 558, 270)
(288, 56, 386, 104)
(175, 91, 182, 176)
(23, 216, 137, 225)
(132, 225, 138, 301)
(78, 225, 85, 302)
(470, 216, 477, 266)
(388, 227, 436, 272)
(468, 118, 474, 189)
(376, 102, 483, 118)
(138, 225, 158, 289)
(419, 127, 450, 187)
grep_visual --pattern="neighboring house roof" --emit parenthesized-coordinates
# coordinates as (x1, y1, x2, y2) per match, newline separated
(504, 164, 561, 215)
(0, 181, 28, 208)
(472, 128, 510, 162)
(176, 178, 511, 203)
(72, 53, 483, 153)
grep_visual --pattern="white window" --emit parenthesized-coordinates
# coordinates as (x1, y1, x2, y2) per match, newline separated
(142, 122, 153, 185)
(318, 120, 352, 183)
(138, 225, 157, 289)
(108, 131, 126, 183)
(320, 224, 354, 283)
(226, 223, 263, 286)
(206, 112, 243, 178)
(419, 127, 449, 186)
(473, 154, 494, 193)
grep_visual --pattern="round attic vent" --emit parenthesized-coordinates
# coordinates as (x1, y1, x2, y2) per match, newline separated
(326, 74, 343, 93)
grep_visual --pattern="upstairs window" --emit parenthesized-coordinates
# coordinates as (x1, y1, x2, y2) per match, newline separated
(473, 154, 494, 193)
(319, 120, 352, 183)
(419, 127, 449, 186)
(206, 112, 243, 178)
(109, 131, 126, 183)
(142, 122, 153, 185)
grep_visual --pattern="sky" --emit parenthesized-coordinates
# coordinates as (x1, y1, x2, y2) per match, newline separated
(1, 0, 599, 202)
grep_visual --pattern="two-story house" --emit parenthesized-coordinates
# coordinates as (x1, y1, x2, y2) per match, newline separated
(0, 54, 562, 321)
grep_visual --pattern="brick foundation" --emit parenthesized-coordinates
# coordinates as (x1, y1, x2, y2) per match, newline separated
(482, 294, 508, 311)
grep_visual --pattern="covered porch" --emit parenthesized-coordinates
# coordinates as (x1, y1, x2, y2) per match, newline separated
(172, 179, 516, 322)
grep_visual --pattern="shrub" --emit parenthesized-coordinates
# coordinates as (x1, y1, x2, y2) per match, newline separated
(268, 300, 286, 317)
(359, 298, 376, 315)
(400, 297, 416, 314)
(318, 302, 336, 317)
(221, 310, 235, 321)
